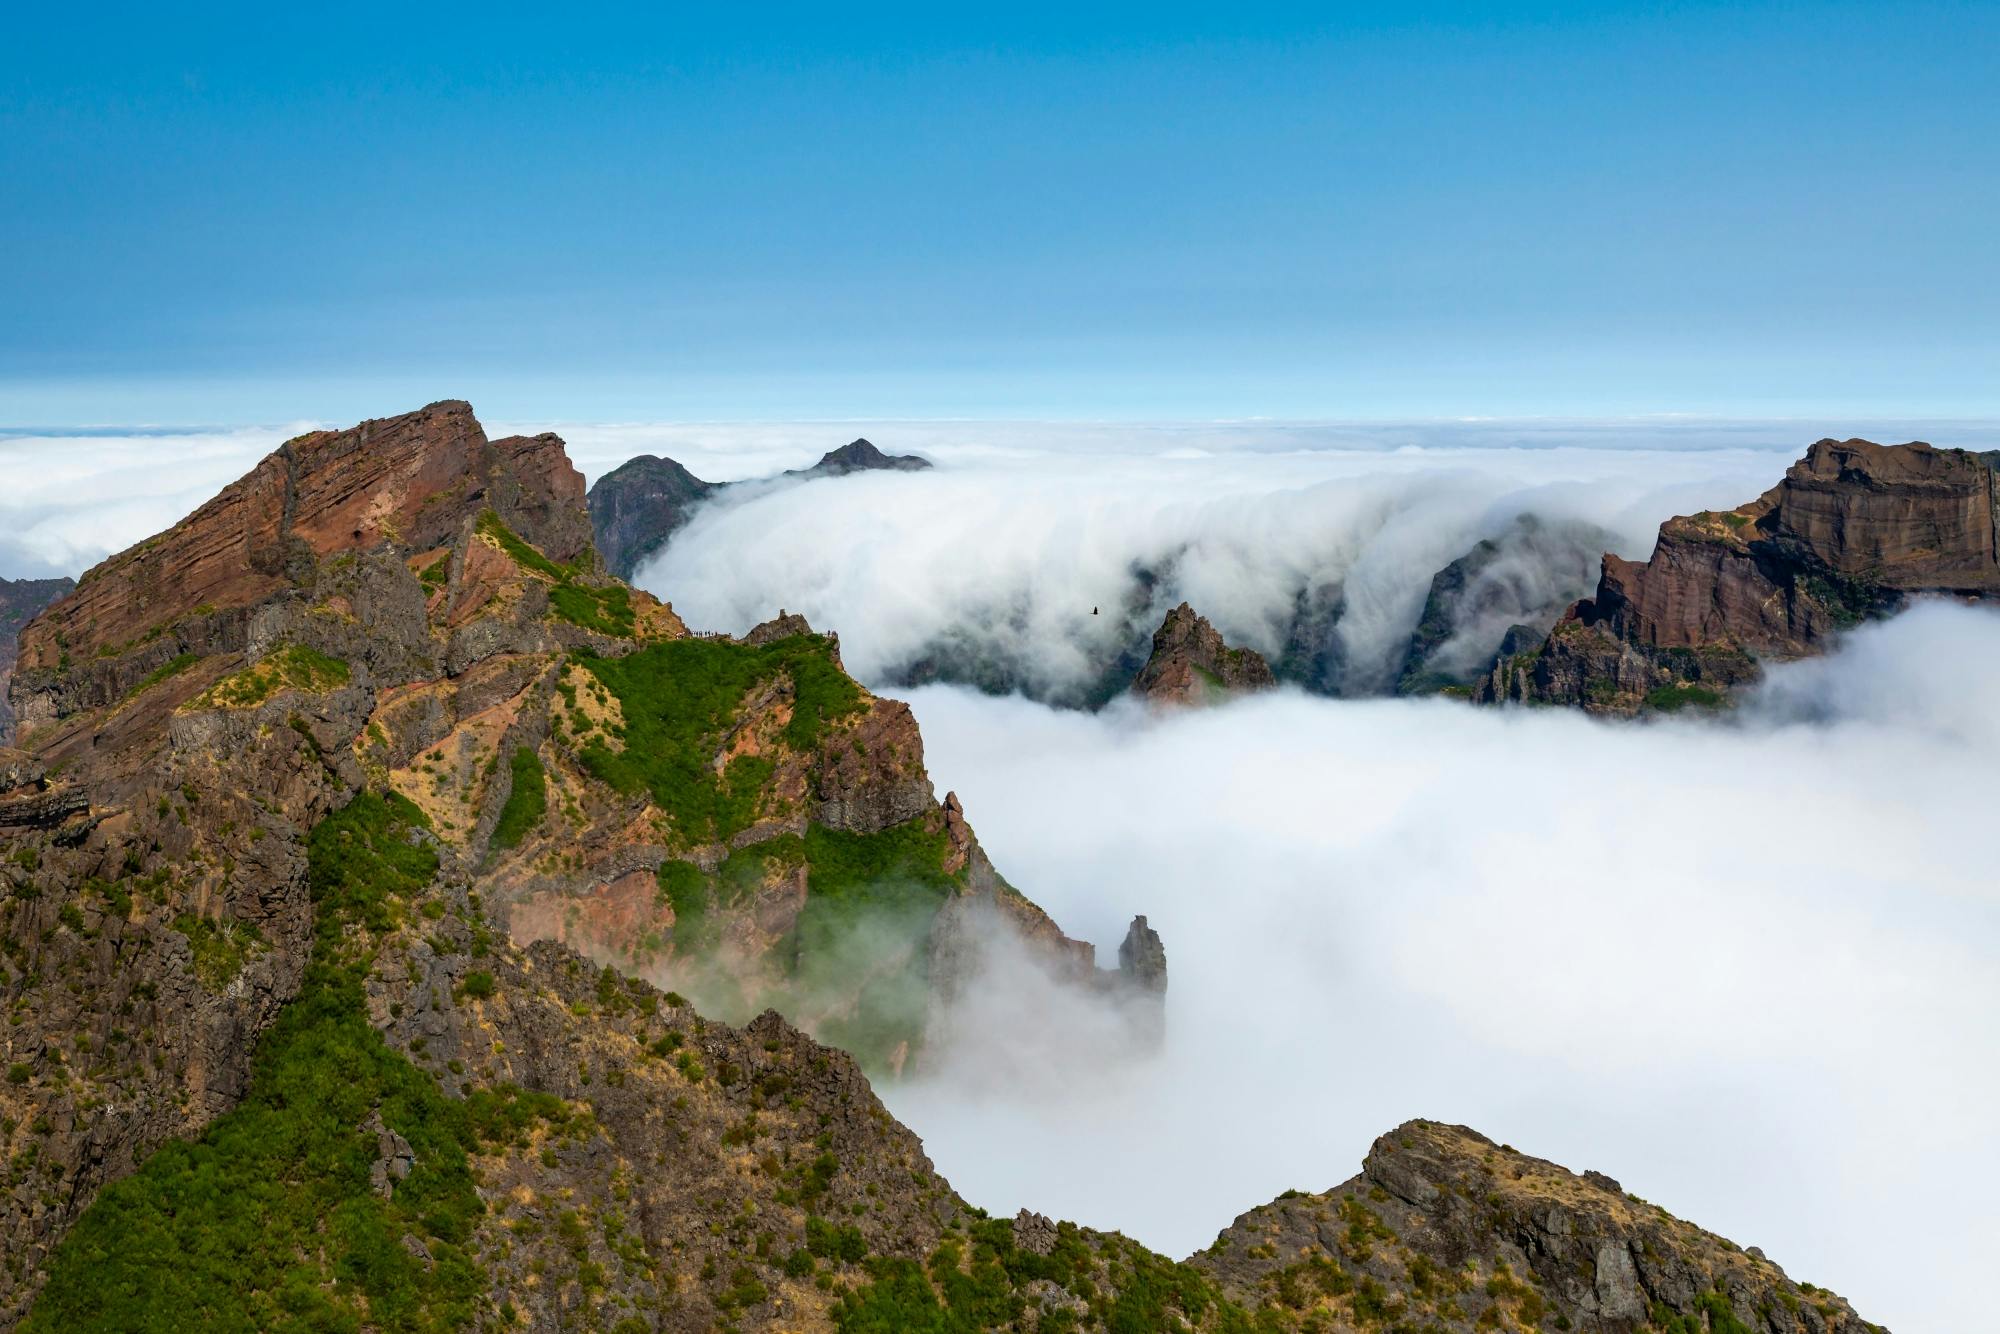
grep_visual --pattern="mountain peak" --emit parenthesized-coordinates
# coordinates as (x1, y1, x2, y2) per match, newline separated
(1132, 602, 1275, 704)
(805, 437, 932, 476)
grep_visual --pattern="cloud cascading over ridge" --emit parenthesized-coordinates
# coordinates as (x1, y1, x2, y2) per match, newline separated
(881, 603, 2000, 1334)
(637, 433, 1806, 700)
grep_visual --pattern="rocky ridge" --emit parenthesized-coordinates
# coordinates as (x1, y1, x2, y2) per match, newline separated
(588, 437, 930, 579)
(1131, 602, 1276, 704)
(1480, 439, 2000, 712)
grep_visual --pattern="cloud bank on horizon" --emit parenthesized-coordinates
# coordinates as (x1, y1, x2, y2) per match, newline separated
(888, 603, 2000, 1334)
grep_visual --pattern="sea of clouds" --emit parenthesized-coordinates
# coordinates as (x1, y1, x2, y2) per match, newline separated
(884, 603, 1999, 1334)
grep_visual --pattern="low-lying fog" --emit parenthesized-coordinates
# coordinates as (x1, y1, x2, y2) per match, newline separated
(887, 604, 1998, 1334)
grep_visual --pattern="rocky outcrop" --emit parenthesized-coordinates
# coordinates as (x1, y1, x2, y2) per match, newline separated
(585, 453, 717, 579)
(1195, 1120, 1875, 1333)
(1481, 438, 2000, 713)
(1132, 602, 1276, 704)
(0, 577, 73, 744)
(587, 437, 931, 580)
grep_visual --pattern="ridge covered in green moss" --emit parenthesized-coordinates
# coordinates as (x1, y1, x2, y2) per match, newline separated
(28, 794, 486, 1333)
(570, 634, 863, 844)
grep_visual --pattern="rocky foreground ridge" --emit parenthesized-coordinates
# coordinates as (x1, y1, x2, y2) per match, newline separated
(589, 437, 930, 579)
(1480, 438, 2000, 712)
(0, 403, 1878, 1329)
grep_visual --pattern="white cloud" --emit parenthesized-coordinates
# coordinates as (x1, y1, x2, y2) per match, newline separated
(0, 427, 301, 579)
(638, 434, 1801, 699)
(883, 603, 2000, 1334)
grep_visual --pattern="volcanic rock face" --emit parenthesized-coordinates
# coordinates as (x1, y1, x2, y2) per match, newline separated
(0, 401, 1159, 1326)
(0, 577, 73, 744)
(585, 453, 717, 579)
(1195, 1120, 1874, 1333)
(1482, 438, 2000, 713)
(586, 437, 931, 580)
(1132, 602, 1277, 704)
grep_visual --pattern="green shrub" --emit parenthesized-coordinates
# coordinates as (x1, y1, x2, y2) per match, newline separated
(477, 511, 634, 636)
(1645, 683, 1726, 713)
(490, 746, 547, 851)
(459, 970, 496, 1001)
(173, 913, 264, 992)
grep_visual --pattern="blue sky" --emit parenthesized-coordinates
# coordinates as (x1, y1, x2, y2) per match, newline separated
(3, 2, 1995, 425)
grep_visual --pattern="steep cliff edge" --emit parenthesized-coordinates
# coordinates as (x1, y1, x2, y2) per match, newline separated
(0, 577, 73, 744)
(1481, 438, 2000, 713)
(1132, 602, 1276, 705)
(1395, 515, 1609, 696)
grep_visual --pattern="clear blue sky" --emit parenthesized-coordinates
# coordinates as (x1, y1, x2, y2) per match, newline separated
(3, 2, 1995, 425)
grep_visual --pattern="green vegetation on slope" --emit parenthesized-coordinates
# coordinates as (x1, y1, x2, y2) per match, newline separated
(490, 745, 547, 851)
(172, 912, 265, 993)
(28, 793, 488, 1333)
(572, 635, 863, 843)
(476, 511, 633, 636)
(657, 819, 961, 1070)
(832, 1218, 1251, 1334)
(192, 643, 350, 710)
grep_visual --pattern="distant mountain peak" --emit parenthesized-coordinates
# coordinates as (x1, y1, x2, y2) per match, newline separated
(801, 437, 932, 477)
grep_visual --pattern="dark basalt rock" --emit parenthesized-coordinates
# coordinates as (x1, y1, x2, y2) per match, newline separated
(1395, 515, 1609, 696)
